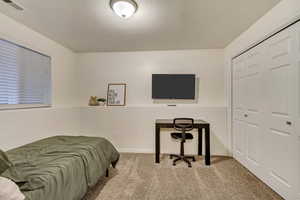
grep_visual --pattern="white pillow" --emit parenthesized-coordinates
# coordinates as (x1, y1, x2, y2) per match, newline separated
(0, 177, 25, 200)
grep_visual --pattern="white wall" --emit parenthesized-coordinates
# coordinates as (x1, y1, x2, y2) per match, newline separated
(0, 107, 80, 150)
(0, 13, 80, 150)
(78, 50, 225, 106)
(225, 0, 300, 153)
(78, 50, 229, 155)
(80, 106, 228, 155)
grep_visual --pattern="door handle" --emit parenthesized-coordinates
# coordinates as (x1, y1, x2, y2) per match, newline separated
(286, 121, 292, 126)
(244, 114, 248, 118)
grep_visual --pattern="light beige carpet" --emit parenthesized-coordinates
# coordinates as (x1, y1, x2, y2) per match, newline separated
(84, 153, 283, 200)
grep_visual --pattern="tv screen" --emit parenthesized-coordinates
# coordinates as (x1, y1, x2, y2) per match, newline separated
(152, 74, 195, 99)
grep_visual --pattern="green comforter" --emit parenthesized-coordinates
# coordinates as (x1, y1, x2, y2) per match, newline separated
(6, 136, 120, 200)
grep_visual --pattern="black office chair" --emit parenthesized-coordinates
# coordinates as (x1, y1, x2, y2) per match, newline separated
(170, 118, 196, 168)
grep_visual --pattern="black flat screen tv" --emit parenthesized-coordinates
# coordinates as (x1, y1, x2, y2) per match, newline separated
(152, 74, 195, 99)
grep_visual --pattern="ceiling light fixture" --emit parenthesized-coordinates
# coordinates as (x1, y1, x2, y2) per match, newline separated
(2, 0, 24, 11)
(110, 0, 138, 19)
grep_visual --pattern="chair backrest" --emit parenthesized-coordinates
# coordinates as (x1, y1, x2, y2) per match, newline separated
(173, 118, 194, 132)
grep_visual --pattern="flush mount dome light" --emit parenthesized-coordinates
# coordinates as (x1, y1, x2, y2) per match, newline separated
(110, 0, 138, 19)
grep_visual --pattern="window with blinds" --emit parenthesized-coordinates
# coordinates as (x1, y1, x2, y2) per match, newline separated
(0, 39, 51, 109)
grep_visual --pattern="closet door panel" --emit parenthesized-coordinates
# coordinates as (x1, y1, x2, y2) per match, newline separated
(269, 65, 291, 116)
(244, 47, 265, 175)
(244, 46, 264, 118)
(247, 51, 261, 75)
(265, 27, 297, 198)
(233, 59, 240, 111)
(233, 55, 248, 165)
(239, 78, 248, 110)
(233, 79, 239, 111)
(267, 30, 294, 129)
(245, 123, 261, 166)
(233, 120, 246, 165)
(233, 58, 242, 105)
(267, 32, 293, 117)
(246, 74, 261, 112)
(236, 121, 245, 154)
(235, 56, 247, 111)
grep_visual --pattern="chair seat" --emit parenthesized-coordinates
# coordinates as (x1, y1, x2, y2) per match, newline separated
(171, 132, 193, 140)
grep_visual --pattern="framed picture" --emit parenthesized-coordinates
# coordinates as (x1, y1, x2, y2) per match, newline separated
(107, 83, 126, 106)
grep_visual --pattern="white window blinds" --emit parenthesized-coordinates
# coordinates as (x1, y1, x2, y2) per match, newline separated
(0, 39, 51, 108)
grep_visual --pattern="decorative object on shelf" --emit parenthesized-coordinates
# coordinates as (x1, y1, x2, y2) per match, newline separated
(88, 96, 100, 106)
(107, 83, 126, 106)
(97, 98, 107, 106)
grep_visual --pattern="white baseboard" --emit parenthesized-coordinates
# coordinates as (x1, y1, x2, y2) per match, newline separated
(117, 148, 231, 157)
(118, 148, 153, 154)
(118, 148, 198, 154)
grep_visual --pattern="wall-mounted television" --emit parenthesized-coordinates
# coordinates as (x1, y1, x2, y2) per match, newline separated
(152, 74, 196, 99)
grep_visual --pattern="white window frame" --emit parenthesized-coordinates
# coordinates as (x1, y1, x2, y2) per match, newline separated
(0, 39, 52, 111)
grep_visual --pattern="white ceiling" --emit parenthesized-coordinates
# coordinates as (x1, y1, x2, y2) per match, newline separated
(0, 0, 281, 52)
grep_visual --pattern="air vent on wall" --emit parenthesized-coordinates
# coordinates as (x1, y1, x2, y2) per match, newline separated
(2, 0, 23, 11)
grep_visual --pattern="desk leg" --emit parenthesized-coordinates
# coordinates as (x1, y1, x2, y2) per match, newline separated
(155, 125, 160, 163)
(205, 124, 211, 166)
(198, 128, 203, 156)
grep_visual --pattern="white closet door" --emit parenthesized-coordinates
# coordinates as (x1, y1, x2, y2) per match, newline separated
(265, 24, 298, 199)
(232, 20, 300, 199)
(243, 45, 265, 178)
(233, 55, 247, 165)
(233, 45, 266, 178)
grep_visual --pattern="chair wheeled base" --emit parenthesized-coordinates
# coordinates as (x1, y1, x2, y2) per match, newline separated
(170, 154, 196, 168)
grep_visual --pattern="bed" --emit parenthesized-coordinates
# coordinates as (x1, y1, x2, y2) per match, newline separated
(2, 136, 120, 200)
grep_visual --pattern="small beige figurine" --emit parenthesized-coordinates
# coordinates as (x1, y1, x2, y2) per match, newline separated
(89, 96, 99, 106)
